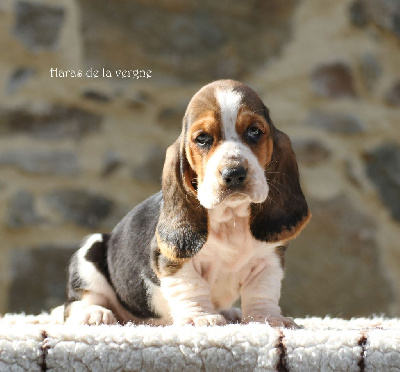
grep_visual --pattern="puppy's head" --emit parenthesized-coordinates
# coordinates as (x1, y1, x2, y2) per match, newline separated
(183, 80, 273, 209)
(157, 80, 310, 260)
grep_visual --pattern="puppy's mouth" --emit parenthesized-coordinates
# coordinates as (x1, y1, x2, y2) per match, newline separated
(207, 188, 256, 210)
(206, 193, 252, 220)
(220, 192, 251, 208)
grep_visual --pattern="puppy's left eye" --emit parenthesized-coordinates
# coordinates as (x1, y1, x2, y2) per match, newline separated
(246, 124, 263, 143)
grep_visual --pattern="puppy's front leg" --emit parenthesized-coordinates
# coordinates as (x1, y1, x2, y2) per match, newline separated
(241, 256, 298, 328)
(160, 262, 226, 326)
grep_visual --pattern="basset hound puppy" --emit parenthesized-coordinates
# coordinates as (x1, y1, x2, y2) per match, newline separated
(64, 79, 311, 328)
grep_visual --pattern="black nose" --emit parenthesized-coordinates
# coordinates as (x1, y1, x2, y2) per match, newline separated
(221, 166, 247, 187)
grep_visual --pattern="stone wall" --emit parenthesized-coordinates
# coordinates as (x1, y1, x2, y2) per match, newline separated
(0, 0, 399, 318)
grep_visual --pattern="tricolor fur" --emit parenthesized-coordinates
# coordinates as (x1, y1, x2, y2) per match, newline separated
(64, 80, 311, 327)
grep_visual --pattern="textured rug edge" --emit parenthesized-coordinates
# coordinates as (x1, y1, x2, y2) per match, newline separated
(1, 313, 399, 371)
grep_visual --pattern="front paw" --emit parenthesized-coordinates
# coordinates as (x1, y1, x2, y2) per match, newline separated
(242, 314, 299, 329)
(179, 313, 227, 326)
(220, 307, 242, 324)
(66, 305, 117, 325)
(267, 315, 299, 329)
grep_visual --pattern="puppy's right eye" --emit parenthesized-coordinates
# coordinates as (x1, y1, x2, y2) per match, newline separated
(195, 132, 213, 148)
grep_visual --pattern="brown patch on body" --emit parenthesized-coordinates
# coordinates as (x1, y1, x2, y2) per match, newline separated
(155, 232, 191, 263)
(151, 244, 185, 278)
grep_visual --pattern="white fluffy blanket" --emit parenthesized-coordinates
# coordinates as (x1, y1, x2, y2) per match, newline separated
(0, 313, 399, 371)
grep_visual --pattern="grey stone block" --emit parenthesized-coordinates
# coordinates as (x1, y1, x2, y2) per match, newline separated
(6, 190, 43, 228)
(45, 189, 114, 229)
(0, 106, 102, 139)
(102, 150, 124, 177)
(350, 0, 400, 38)
(0, 151, 80, 176)
(82, 89, 112, 103)
(292, 139, 331, 166)
(78, 0, 299, 80)
(8, 245, 76, 314)
(126, 91, 152, 110)
(349, 0, 368, 27)
(359, 53, 382, 91)
(132, 145, 166, 184)
(365, 143, 400, 221)
(307, 110, 365, 134)
(311, 62, 357, 99)
(13, 1, 65, 51)
(7, 68, 35, 94)
(157, 102, 187, 129)
(385, 80, 400, 107)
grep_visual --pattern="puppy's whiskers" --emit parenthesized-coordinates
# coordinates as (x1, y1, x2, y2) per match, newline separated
(268, 178, 284, 188)
(267, 181, 282, 197)
(265, 171, 288, 177)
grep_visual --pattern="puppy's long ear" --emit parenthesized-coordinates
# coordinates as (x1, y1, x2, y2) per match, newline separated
(156, 136, 208, 261)
(250, 127, 311, 243)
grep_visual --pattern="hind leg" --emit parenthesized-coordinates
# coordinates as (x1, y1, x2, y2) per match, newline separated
(64, 234, 119, 325)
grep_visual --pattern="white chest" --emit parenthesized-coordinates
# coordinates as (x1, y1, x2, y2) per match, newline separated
(191, 199, 281, 310)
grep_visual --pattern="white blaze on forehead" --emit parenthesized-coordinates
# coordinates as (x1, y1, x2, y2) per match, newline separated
(215, 89, 242, 140)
